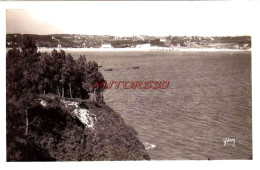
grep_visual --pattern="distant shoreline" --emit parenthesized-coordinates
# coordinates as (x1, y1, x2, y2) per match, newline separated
(6, 47, 251, 53)
(39, 47, 251, 52)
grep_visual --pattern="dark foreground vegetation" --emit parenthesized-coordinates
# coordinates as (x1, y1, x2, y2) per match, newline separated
(7, 36, 105, 102)
(7, 96, 150, 161)
(6, 36, 150, 161)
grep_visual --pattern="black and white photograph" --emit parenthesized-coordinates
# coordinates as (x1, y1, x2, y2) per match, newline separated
(1, 1, 259, 167)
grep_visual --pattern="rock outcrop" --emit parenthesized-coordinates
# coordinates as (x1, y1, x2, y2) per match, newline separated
(11, 95, 150, 161)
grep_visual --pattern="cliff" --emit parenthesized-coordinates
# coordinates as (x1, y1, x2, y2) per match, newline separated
(7, 95, 150, 161)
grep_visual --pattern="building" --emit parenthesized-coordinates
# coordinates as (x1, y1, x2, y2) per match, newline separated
(57, 44, 62, 48)
(101, 43, 112, 48)
(160, 38, 166, 42)
(243, 44, 249, 48)
(136, 43, 151, 49)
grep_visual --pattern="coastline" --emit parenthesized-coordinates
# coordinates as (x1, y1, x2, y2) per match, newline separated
(36, 47, 251, 53)
(7, 94, 151, 161)
(6, 47, 251, 53)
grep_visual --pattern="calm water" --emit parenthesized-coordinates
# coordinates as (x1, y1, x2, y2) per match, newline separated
(66, 51, 252, 160)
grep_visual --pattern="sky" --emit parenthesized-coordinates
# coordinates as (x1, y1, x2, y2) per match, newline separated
(6, 2, 254, 36)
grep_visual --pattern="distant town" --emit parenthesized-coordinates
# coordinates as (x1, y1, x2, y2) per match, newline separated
(6, 34, 251, 50)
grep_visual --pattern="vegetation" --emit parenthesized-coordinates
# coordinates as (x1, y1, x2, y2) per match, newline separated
(7, 36, 105, 102)
(6, 34, 251, 49)
(6, 36, 149, 161)
(25, 98, 150, 161)
(7, 95, 150, 161)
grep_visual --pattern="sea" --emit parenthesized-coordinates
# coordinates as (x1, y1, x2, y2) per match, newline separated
(41, 49, 253, 160)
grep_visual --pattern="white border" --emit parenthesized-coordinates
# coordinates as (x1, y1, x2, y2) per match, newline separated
(1, 1, 260, 170)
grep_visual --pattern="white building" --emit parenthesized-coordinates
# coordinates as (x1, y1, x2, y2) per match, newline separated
(160, 38, 166, 42)
(136, 43, 151, 49)
(101, 43, 112, 48)
(243, 44, 249, 48)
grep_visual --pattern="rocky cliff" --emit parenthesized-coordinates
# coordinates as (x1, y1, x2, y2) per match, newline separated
(7, 95, 150, 161)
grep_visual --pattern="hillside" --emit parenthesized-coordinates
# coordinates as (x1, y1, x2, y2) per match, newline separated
(7, 95, 150, 161)
(6, 34, 251, 49)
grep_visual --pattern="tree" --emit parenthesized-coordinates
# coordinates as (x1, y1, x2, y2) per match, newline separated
(75, 55, 87, 98)
(82, 61, 105, 103)
(51, 49, 66, 97)
(38, 52, 51, 94)
(61, 54, 75, 98)
(7, 36, 106, 139)
(7, 36, 41, 136)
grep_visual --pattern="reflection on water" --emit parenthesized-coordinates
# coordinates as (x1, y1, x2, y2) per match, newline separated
(71, 51, 251, 160)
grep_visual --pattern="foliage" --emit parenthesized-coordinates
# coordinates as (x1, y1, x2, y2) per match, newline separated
(6, 36, 107, 161)
(25, 100, 150, 161)
(6, 36, 149, 161)
(7, 36, 105, 102)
